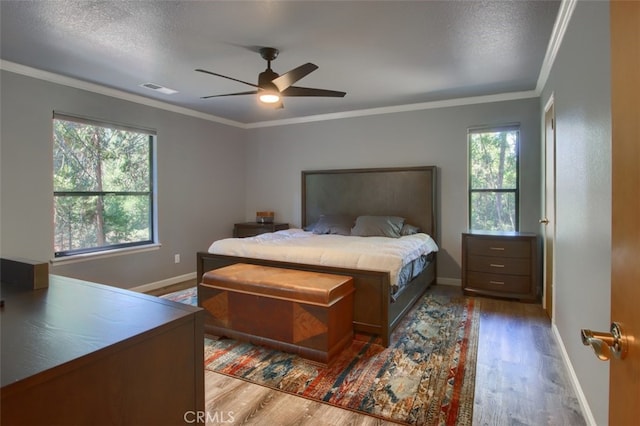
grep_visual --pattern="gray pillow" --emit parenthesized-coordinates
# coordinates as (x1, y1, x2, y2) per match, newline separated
(350, 215, 405, 238)
(312, 214, 355, 236)
(400, 223, 420, 236)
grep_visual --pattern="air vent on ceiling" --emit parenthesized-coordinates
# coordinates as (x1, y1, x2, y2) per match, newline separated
(140, 82, 178, 95)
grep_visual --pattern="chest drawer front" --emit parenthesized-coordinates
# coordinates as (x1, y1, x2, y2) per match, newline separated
(462, 232, 538, 302)
(234, 223, 289, 238)
(235, 228, 267, 238)
(466, 237, 530, 258)
(466, 271, 531, 294)
(467, 255, 530, 275)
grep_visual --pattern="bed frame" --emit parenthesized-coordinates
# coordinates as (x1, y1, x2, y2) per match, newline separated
(197, 166, 438, 346)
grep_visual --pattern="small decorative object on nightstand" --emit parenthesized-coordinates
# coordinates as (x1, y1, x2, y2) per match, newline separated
(233, 222, 289, 238)
(461, 230, 539, 302)
(255, 211, 275, 223)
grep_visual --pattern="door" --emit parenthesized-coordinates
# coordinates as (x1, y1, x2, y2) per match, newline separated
(609, 1, 639, 423)
(542, 99, 556, 320)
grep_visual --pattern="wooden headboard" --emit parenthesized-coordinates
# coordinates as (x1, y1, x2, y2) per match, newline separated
(301, 166, 437, 239)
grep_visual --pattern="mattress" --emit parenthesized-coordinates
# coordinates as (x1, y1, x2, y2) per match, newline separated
(208, 228, 438, 291)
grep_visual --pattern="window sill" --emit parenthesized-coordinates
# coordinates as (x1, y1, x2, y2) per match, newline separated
(50, 243, 162, 266)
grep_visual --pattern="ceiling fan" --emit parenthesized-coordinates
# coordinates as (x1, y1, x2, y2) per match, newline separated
(195, 47, 346, 108)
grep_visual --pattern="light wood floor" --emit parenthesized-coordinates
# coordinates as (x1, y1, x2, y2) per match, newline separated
(473, 297, 585, 426)
(151, 283, 586, 425)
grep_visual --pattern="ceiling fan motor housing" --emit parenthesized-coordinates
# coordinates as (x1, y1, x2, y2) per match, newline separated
(259, 68, 279, 87)
(259, 47, 279, 62)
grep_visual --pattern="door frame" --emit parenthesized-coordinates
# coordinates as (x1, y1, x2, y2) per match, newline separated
(542, 93, 556, 320)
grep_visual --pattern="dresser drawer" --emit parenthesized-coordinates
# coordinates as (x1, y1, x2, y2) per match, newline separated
(233, 222, 289, 238)
(466, 271, 531, 294)
(235, 226, 272, 238)
(467, 255, 530, 275)
(462, 231, 539, 302)
(466, 237, 531, 258)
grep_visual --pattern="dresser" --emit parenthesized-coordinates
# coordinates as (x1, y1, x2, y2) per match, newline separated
(233, 222, 289, 237)
(461, 231, 539, 302)
(1, 275, 204, 425)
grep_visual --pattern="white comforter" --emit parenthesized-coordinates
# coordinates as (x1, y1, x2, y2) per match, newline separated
(208, 229, 438, 285)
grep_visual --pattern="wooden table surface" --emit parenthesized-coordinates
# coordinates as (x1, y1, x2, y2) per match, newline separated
(1, 274, 204, 425)
(1, 275, 198, 387)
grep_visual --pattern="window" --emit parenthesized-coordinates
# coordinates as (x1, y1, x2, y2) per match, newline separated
(468, 125, 519, 231)
(53, 113, 156, 257)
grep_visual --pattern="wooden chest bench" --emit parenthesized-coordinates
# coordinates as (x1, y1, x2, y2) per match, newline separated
(198, 263, 354, 365)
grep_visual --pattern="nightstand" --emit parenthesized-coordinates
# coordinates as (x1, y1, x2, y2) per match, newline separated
(461, 230, 539, 302)
(233, 222, 289, 238)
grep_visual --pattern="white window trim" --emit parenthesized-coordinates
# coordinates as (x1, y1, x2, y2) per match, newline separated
(50, 243, 162, 266)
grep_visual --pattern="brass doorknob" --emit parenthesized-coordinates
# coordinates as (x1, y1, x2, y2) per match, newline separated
(581, 322, 628, 361)
(539, 218, 550, 224)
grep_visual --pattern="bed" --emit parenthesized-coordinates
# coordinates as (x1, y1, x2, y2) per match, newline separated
(196, 166, 438, 346)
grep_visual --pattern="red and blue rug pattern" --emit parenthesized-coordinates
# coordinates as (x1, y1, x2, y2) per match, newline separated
(162, 286, 478, 425)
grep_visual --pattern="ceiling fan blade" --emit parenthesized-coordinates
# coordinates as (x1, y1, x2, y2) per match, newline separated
(195, 68, 259, 88)
(271, 63, 318, 92)
(200, 90, 258, 99)
(281, 86, 346, 98)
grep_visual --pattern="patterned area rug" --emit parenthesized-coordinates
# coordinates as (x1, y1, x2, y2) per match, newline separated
(162, 286, 478, 425)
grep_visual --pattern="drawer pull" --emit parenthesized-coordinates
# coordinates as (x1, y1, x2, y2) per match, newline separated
(490, 247, 505, 251)
(489, 280, 505, 285)
(489, 263, 505, 268)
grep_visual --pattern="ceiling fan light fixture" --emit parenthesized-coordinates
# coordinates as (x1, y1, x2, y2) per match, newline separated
(259, 91, 281, 104)
(196, 46, 346, 108)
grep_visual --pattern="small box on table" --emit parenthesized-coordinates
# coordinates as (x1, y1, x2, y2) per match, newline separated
(1, 257, 49, 291)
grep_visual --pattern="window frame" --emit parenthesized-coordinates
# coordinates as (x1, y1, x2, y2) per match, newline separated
(52, 112, 158, 258)
(467, 124, 520, 232)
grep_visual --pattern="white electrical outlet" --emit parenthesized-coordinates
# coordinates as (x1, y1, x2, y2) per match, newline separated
(174, 254, 180, 264)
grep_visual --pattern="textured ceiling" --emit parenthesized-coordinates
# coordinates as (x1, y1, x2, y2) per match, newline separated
(0, 1, 561, 125)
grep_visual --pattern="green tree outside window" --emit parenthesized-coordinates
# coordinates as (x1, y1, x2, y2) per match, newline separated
(53, 114, 156, 257)
(468, 127, 519, 231)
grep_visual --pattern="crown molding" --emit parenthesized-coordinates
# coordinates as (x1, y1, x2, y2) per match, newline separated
(536, 0, 577, 92)
(246, 90, 539, 128)
(0, 60, 246, 128)
(3, 8, 568, 135)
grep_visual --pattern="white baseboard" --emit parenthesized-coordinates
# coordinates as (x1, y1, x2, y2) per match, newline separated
(130, 271, 197, 293)
(437, 277, 461, 286)
(551, 324, 597, 426)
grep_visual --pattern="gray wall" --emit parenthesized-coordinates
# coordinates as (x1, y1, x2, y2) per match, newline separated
(541, 2, 611, 425)
(0, 70, 247, 288)
(244, 99, 542, 282)
(1, 68, 541, 287)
